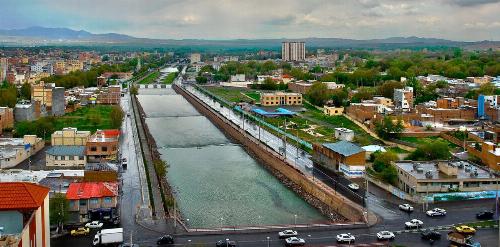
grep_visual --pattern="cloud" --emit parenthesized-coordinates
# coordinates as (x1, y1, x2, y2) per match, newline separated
(0, 0, 499, 40)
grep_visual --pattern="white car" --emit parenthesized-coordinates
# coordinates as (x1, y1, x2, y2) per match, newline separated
(426, 208, 446, 217)
(398, 204, 414, 212)
(405, 219, 423, 228)
(284, 237, 305, 246)
(336, 233, 355, 243)
(278, 229, 298, 238)
(376, 231, 395, 240)
(84, 221, 103, 229)
(348, 183, 360, 191)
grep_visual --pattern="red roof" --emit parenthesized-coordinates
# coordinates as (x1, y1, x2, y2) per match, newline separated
(282, 74, 293, 79)
(0, 182, 49, 210)
(100, 129, 120, 138)
(66, 182, 118, 200)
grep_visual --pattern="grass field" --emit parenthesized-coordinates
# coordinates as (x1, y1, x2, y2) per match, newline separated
(399, 136, 457, 148)
(203, 86, 252, 103)
(53, 105, 114, 131)
(162, 72, 178, 84)
(244, 92, 261, 102)
(138, 71, 160, 84)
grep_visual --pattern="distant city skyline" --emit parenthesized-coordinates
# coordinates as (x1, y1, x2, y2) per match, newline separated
(1, 0, 500, 41)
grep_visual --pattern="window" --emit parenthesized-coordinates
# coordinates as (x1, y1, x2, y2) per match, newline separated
(69, 156, 74, 160)
(69, 201, 75, 208)
(90, 146, 97, 152)
(61, 156, 66, 160)
(104, 197, 112, 204)
(90, 198, 99, 205)
(102, 146, 108, 152)
(79, 156, 84, 160)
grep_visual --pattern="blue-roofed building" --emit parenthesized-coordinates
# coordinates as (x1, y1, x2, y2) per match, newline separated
(312, 140, 366, 178)
(46, 145, 87, 168)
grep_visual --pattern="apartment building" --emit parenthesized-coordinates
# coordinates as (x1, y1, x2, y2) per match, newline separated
(260, 92, 302, 106)
(51, 127, 91, 146)
(31, 82, 65, 116)
(86, 130, 120, 162)
(0, 107, 14, 135)
(66, 182, 118, 223)
(97, 86, 121, 105)
(45, 146, 87, 168)
(282, 41, 306, 61)
(0, 135, 45, 169)
(394, 87, 414, 111)
(190, 53, 201, 64)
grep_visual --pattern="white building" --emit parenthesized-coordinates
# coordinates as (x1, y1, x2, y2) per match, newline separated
(230, 74, 246, 82)
(190, 53, 201, 64)
(334, 128, 354, 141)
(394, 87, 414, 111)
(282, 42, 305, 61)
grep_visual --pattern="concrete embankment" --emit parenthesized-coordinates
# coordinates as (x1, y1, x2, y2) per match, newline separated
(173, 84, 367, 223)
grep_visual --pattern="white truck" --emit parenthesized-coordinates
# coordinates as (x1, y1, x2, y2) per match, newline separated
(92, 228, 123, 246)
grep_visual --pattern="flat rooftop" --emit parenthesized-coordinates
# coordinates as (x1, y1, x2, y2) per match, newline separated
(396, 161, 494, 180)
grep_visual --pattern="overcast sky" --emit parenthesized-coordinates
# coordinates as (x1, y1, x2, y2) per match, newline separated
(1, 0, 500, 41)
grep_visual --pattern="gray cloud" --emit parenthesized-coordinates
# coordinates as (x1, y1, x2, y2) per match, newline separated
(446, 0, 500, 6)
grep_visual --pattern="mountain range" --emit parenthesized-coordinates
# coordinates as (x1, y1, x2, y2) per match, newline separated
(1, 26, 499, 50)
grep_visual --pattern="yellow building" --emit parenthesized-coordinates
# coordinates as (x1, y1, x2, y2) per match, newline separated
(260, 92, 302, 106)
(323, 106, 344, 116)
(55, 61, 65, 71)
(51, 127, 91, 146)
(66, 60, 84, 73)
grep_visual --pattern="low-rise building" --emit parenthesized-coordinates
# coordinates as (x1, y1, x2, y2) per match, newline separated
(0, 135, 44, 169)
(51, 127, 91, 146)
(312, 141, 366, 177)
(97, 85, 121, 105)
(260, 92, 302, 106)
(0, 182, 50, 247)
(394, 87, 414, 111)
(14, 101, 36, 122)
(86, 130, 120, 162)
(288, 82, 312, 94)
(31, 82, 65, 116)
(66, 182, 118, 223)
(334, 128, 354, 141)
(395, 160, 498, 198)
(323, 106, 344, 116)
(46, 146, 87, 168)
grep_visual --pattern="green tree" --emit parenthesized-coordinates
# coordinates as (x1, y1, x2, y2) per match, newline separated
(19, 82, 32, 100)
(0, 81, 17, 107)
(351, 87, 374, 103)
(408, 140, 451, 161)
(375, 116, 404, 139)
(153, 159, 169, 178)
(195, 76, 208, 84)
(330, 89, 348, 107)
(50, 193, 69, 231)
(377, 80, 404, 99)
(380, 165, 398, 186)
(130, 85, 139, 95)
(306, 82, 330, 106)
(261, 77, 277, 90)
(110, 105, 124, 129)
(373, 151, 398, 172)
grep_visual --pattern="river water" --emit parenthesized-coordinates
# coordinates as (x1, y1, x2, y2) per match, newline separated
(137, 87, 326, 228)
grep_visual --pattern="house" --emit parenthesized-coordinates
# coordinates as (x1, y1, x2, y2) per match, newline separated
(45, 146, 87, 168)
(66, 182, 118, 223)
(0, 182, 50, 247)
(312, 140, 366, 178)
(324, 106, 344, 116)
(0, 107, 14, 135)
(86, 130, 120, 162)
(394, 87, 414, 111)
(334, 128, 354, 141)
(51, 127, 91, 146)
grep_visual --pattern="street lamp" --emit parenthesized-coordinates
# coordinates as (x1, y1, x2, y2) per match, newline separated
(220, 217, 224, 231)
(226, 238, 229, 247)
(266, 236, 270, 247)
(294, 214, 297, 226)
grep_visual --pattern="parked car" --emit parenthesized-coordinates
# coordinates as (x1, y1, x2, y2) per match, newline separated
(284, 237, 305, 246)
(215, 240, 236, 247)
(476, 210, 494, 220)
(405, 219, 423, 228)
(157, 235, 174, 245)
(398, 204, 414, 212)
(455, 225, 476, 234)
(278, 230, 298, 239)
(85, 221, 104, 229)
(70, 227, 90, 236)
(421, 230, 441, 241)
(119, 244, 139, 247)
(426, 208, 446, 217)
(336, 233, 355, 243)
(348, 183, 360, 191)
(376, 231, 395, 240)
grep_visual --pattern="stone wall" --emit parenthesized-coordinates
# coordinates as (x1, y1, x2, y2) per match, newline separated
(174, 84, 365, 223)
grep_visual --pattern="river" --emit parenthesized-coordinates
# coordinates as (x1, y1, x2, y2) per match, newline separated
(137, 86, 326, 228)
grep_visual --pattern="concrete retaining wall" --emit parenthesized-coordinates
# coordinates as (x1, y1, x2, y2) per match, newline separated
(173, 84, 365, 223)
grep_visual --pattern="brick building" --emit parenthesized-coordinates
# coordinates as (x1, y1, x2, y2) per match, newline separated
(0, 107, 14, 135)
(312, 140, 366, 178)
(86, 130, 120, 162)
(97, 86, 121, 105)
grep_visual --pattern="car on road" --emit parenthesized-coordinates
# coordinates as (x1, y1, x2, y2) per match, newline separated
(348, 183, 360, 191)
(405, 219, 423, 228)
(476, 210, 494, 220)
(157, 235, 174, 245)
(454, 225, 476, 234)
(426, 208, 447, 217)
(376, 231, 395, 240)
(278, 230, 298, 238)
(85, 221, 103, 229)
(70, 227, 90, 236)
(119, 244, 139, 247)
(284, 237, 305, 246)
(398, 204, 414, 212)
(421, 230, 441, 241)
(215, 239, 236, 247)
(336, 233, 355, 243)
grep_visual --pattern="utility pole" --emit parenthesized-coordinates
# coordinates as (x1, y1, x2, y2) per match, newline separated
(173, 199, 177, 232)
(283, 118, 287, 159)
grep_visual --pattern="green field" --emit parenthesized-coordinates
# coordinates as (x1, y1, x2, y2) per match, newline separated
(203, 86, 252, 103)
(399, 136, 457, 148)
(244, 92, 261, 102)
(15, 105, 116, 140)
(138, 71, 160, 84)
(162, 72, 178, 84)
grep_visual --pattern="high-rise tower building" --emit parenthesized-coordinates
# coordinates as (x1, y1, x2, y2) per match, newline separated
(281, 42, 305, 61)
